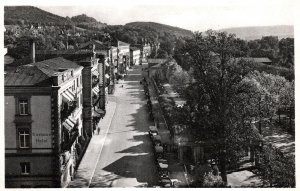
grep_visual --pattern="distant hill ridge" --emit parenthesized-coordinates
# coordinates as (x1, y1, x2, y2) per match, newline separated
(125, 22, 193, 38)
(4, 6, 72, 25)
(5, 6, 292, 41)
(5, 6, 107, 30)
(220, 25, 294, 40)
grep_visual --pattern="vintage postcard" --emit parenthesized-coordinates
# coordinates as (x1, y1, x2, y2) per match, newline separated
(1, 0, 297, 189)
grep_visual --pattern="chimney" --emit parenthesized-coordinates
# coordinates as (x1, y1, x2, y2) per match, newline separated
(30, 40, 35, 63)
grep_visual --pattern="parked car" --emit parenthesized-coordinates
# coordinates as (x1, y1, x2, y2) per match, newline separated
(154, 145, 164, 158)
(151, 135, 162, 146)
(148, 125, 158, 137)
(159, 177, 172, 188)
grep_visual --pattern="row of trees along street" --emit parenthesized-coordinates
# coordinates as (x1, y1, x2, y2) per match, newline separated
(4, 21, 295, 187)
(170, 30, 294, 187)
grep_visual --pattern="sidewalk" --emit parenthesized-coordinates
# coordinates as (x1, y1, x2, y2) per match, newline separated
(227, 170, 263, 187)
(68, 97, 117, 188)
(262, 124, 295, 157)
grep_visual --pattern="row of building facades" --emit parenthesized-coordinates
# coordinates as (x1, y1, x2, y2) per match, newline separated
(4, 39, 152, 188)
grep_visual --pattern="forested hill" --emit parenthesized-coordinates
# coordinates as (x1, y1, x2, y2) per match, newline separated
(125, 22, 193, 38)
(220, 25, 294, 40)
(4, 6, 72, 25)
(5, 6, 107, 30)
(71, 14, 107, 30)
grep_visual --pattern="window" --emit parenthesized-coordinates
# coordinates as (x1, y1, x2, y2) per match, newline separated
(20, 162, 30, 175)
(18, 128, 30, 148)
(19, 99, 29, 115)
(77, 78, 79, 87)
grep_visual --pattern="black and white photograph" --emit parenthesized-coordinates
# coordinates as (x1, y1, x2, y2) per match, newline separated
(1, 0, 297, 188)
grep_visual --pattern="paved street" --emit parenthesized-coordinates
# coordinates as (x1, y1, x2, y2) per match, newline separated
(70, 65, 158, 188)
(89, 66, 158, 187)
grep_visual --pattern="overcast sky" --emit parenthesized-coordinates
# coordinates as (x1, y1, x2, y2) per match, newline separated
(7, 0, 296, 31)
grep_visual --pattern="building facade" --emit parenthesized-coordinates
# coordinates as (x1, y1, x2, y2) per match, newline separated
(142, 43, 152, 61)
(116, 41, 130, 75)
(5, 57, 84, 188)
(130, 47, 141, 66)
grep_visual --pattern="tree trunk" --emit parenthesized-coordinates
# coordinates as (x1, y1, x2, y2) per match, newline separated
(220, 149, 227, 183)
(278, 108, 281, 124)
(250, 146, 255, 162)
(259, 121, 262, 134)
(289, 106, 292, 132)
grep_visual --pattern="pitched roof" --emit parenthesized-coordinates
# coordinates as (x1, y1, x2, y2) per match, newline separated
(130, 47, 140, 51)
(36, 49, 94, 56)
(79, 40, 111, 50)
(251, 57, 272, 63)
(5, 57, 82, 87)
(33, 57, 83, 77)
(235, 57, 272, 63)
(118, 40, 130, 46)
(5, 65, 51, 86)
(148, 59, 168, 64)
(151, 63, 162, 68)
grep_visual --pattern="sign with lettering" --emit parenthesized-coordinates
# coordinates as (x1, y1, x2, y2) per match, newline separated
(32, 132, 52, 148)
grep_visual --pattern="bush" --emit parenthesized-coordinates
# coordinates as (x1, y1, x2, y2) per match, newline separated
(258, 145, 295, 187)
(203, 172, 225, 187)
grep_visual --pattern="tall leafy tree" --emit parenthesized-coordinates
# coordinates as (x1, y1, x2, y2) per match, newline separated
(175, 30, 258, 182)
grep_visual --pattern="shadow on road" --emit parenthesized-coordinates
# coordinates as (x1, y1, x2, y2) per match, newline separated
(99, 66, 159, 187)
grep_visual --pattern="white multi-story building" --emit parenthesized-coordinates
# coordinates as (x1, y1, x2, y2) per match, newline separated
(130, 47, 141, 66)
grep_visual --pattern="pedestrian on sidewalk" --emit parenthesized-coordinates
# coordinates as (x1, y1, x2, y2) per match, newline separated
(97, 126, 100, 135)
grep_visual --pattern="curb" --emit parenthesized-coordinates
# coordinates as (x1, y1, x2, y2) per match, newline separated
(87, 100, 117, 187)
(67, 98, 117, 188)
